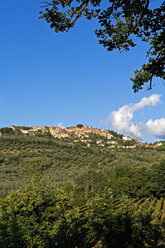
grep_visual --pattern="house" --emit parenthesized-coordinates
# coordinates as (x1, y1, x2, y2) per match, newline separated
(41, 126, 49, 133)
(10, 125, 15, 131)
(96, 140, 103, 144)
(122, 136, 132, 141)
(32, 126, 41, 132)
(107, 141, 114, 145)
(107, 133, 113, 139)
(145, 144, 150, 148)
(50, 127, 70, 138)
(118, 145, 125, 149)
(98, 143, 105, 147)
(108, 141, 118, 145)
(137, 142, 144, 147)
(108, 145, 116, 149)
(157, 142, 163, 146)
(20, 129, 29, 135)
(125, 145, 136, 149)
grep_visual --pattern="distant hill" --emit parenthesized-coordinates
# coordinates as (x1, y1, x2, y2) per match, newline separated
(1, 124, 164, 149)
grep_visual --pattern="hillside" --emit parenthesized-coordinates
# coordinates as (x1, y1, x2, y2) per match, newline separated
(1, 124, 165, 150)
(0, 134, 165, 198)
(0, 129, 165, 247)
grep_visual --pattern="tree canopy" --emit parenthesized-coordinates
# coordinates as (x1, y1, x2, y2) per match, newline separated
(40, 0, 165, 92)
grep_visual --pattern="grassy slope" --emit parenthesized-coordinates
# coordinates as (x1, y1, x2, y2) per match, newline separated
(0, 135, 165, 198)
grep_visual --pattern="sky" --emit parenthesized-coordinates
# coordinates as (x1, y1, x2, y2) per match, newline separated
(0, 0, 164, 142)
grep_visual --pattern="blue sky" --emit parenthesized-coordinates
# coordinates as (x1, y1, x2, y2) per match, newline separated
(0, 0, 164, 142)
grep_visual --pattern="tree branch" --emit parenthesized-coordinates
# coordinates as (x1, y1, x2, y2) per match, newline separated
(40, 1, 53, 8)
(69, 1, 89, 27)
(71, 0, 89, 18)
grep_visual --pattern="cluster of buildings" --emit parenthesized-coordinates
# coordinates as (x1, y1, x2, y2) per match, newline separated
(137, 142, 163, 149)
(10, 124, 142, 148)
(10, 124, 114, 141)
(8, 125, 163, 149)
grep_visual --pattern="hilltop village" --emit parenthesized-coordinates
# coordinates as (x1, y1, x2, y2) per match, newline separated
(0, 124, 162, 149)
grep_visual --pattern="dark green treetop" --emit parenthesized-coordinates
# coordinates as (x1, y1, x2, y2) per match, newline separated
(40, 0, 165, 92)
(0, 127, 14, 135)
(76, 124, 84, 128)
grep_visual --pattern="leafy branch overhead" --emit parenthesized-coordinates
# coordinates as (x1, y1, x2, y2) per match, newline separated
(40, 0, 165, 92)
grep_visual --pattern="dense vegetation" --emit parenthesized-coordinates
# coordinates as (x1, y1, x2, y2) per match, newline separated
(0, 135, 165, 247)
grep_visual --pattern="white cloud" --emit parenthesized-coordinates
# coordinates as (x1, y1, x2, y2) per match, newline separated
(146, 118, 165, 139)
(131, 94, 161, 111)
(101, 94, 161, 139)
(109, 105, 142, 139)
(57, 122, 65, 129)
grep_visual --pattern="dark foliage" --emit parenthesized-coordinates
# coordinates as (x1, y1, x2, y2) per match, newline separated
(40, 0, 165, 91)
